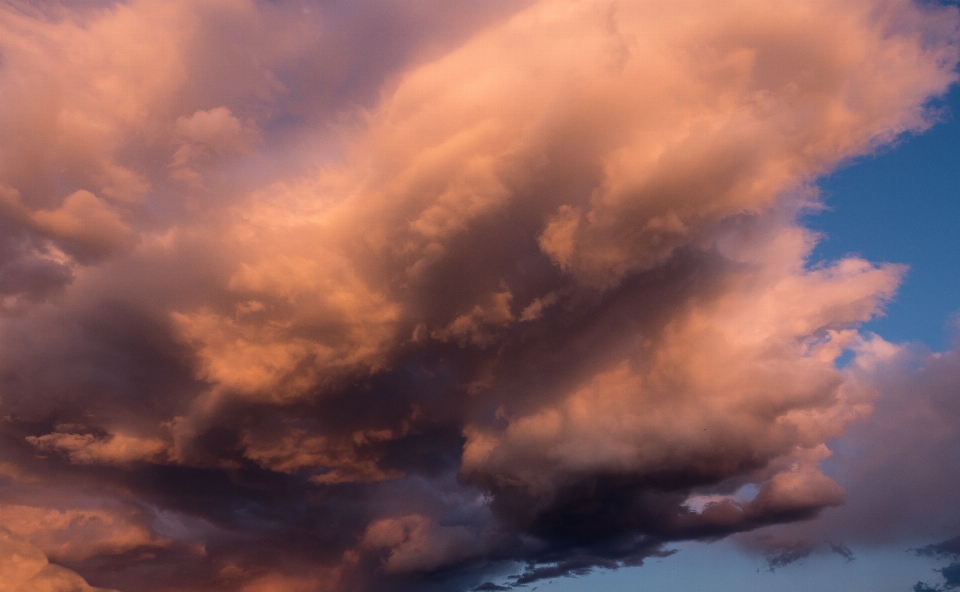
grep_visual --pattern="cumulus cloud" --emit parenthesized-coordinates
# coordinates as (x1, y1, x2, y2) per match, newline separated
(737, 337, 960, 566)
(0, 527, 118, 592)
(360, 514, 484, 574)
(0, 0, 956, 590)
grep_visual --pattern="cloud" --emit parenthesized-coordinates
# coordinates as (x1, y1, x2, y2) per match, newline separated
(29, 191, 136, 262)
(739, 535, 854, 571)
(360, 514, 484, 574)
(919, 537, 960, 560)
(26, 430, 169, 466)
(913, 535, 960, 591)
(737, 339, 960, 555)
(170, 107, 257, 186)
(0, 527, 118, 592)
(0, 0, 956, 591)
(831, 345, 960, 544)
(0, 504, 167, 563)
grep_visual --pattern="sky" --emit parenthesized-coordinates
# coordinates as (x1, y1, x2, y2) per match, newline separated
(808, 83, 960, 351)
(0, 1, 959, 591)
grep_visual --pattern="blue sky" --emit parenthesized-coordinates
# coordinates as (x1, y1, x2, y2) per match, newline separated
(521, 541, 945, 592)
(810, 85, 960, 351)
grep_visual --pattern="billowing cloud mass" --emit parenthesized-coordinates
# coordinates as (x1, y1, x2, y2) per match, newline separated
(736, 338, 960, 574)
(0, 527, 117, 592)
(0, 0, 957, 590)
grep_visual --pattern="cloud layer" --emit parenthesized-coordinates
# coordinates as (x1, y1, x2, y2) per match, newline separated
(0, 0, 957, 590)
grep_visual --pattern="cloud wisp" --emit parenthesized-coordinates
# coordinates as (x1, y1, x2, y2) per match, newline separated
(0, 0, 957, 590)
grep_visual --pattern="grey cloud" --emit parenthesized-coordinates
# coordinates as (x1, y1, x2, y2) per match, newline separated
(919, 537, 960, 559)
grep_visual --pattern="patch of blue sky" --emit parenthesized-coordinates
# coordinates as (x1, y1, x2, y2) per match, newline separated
(807, 84, 960, 352)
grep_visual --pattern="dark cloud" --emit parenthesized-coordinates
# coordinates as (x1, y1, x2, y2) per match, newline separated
(914, 536, 960, 592)
(919, 537, 960, 559)
(911, 562, 960, 592)
(830, 542, 855, 562)
(943, 563, 960, 589)
(766, 541, 817, 570)
(473, 583, 512, 592)
(740, 536, 854, 571)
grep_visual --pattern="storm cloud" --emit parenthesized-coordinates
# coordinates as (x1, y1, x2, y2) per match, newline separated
(0, 0, 957, 590)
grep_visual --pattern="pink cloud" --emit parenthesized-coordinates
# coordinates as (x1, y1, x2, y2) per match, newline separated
(0, 0, 955, 590)
(0, 527, 119, 592)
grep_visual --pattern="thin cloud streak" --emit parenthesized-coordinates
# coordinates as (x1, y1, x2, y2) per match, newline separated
(0, 0, 957, 590)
